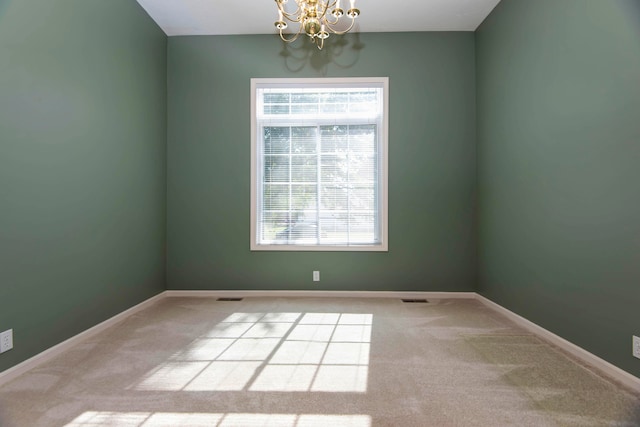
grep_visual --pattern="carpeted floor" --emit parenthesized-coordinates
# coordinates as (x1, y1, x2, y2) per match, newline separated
(0, 297, 638, 426)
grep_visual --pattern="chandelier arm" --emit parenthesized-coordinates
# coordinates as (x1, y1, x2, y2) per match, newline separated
(322, 16, 356, 35)
(323, 0, 340, 15)
(279, 25, 304, 44)
(276, 1, 302, 23)
(322, 13, 341, 26)
(283, 11, 302, 23)
(316, 1, 330, 21)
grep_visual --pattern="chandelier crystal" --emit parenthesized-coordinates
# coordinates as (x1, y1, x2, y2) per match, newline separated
(274, 0, 360, 50)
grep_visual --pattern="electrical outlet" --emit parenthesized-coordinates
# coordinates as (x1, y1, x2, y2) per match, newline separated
(313, 271, 320, 282)
(633, 335, 640, 359)
(0, 329, 13, 353)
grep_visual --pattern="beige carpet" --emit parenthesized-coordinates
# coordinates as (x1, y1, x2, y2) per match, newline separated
(0, 297, 638, 426)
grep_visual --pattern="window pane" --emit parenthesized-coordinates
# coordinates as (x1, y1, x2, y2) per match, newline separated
(319, 103, 348, 114)
(321, 155, 348, 183)
(320, 92, 348, 104)
(291, 185, 317, 210)
(264, 155, 290, 182)
(292, 156, 317, 183)
(349, 213, 376, 242)
(264, 93, 290, 104)
(291, 103, 319, 115)
(349, 92, 377, 103)
(350, 186, 375, 211)
(349, 92, 378, 114)
(349, 154, 376, 183)
(281, 220, 318, 244)
(264, 127, 290, 154)
(261, 212, 290, 240)
(321, 185, 348, 210)
(319, 213, 348, 244)
(320, 125, 348, 153)
(348, 125, 376, 152)
(292, 93, 319, 103)
(263, 184, 289, 210)
(319, 93, 349, 114)
(264, 104, 290, 115)
(292, 127, 317, 154)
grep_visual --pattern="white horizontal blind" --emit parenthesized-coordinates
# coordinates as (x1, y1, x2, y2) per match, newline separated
(254, 80, 385, 248)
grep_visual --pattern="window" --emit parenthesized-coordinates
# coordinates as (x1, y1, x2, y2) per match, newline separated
(251, 78, 388, 251)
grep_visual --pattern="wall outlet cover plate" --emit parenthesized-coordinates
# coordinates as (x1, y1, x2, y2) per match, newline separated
(0, 329, 13, 353)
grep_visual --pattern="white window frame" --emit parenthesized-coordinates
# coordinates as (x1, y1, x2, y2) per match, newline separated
(251, 77, 389, 251)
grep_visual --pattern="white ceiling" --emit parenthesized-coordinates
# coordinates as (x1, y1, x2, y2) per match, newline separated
(136, 0, 502, 36)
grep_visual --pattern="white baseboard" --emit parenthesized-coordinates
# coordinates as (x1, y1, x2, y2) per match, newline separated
(475, 294, 640, 393)
(0, 292, 166, 387)
(165, 290, 477, 299)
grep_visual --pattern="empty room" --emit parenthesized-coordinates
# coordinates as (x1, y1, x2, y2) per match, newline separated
(0, 0, 639, 425)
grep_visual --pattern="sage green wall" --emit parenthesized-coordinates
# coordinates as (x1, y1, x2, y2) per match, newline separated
(477, 0, 640, 377)
(0, 0, 167, 372)
(167, 33, 476, 291)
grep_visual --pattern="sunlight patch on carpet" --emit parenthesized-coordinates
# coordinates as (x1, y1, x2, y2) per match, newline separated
(66, 411, 372, 427)
(132, 312, 372, 393)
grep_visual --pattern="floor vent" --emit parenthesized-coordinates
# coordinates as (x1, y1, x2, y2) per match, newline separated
(401, 299, 429, 303)
(217, 297, 243, 302)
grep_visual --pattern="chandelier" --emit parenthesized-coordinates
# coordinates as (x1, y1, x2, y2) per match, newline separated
(274, 0, 360, 50)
